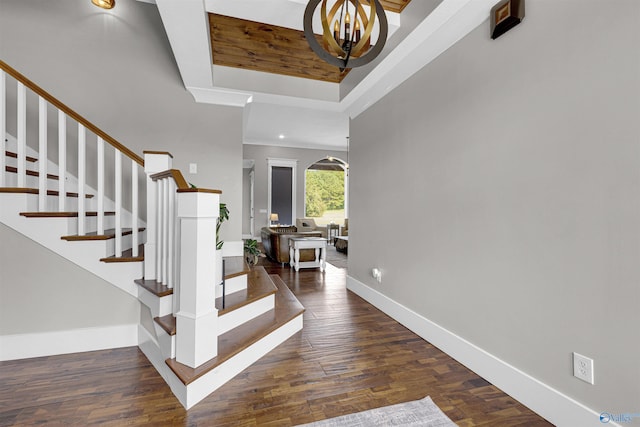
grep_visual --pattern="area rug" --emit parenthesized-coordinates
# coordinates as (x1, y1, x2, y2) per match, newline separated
(324, 244, 347, 269)
(296, 396, 458, 427)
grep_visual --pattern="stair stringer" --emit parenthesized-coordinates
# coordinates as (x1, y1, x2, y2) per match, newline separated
(0, 193, 141, 297)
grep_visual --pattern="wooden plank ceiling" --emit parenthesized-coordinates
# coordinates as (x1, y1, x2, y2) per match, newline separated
(209, 0, 412, 84)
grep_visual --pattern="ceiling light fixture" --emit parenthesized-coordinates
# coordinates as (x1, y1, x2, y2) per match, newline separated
(91, 0, 115, 9)
(304, 0, 388, 71)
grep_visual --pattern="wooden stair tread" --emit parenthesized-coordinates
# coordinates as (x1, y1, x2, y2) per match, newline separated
(0, 188, 93, 198)
(20, 211, 116, 218)
(62, 227, 145, 241)
(166, 272, 304, 385)
(222, 256, 251, 279)
(154, 314, 176, 335)
(216, 266, 277, 314)
(100, 244, 144, 263)
(5, 150, 38, 162)
(5, 166, 59, 180)
(0, 187, 39, 194)
(150, 266, 275, 334)
(134, 278, 173, 297)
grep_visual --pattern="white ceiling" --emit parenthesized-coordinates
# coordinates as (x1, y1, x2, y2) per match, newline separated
(146, 0, 499, 151)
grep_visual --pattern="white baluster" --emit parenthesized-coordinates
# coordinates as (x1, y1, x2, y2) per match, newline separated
(0, 70, 5, 187)
(162, 178, 169, 285)
(167, 178, 176, 289)
(57, 111, 66, 212)
(77, 124, 86, 235)
(38, 97, 47, 211)
(115, 149, 122, 257)
(131, 160, 139, 257)
(156, 179, 165, 283)
(97, 137, 105, 235)
(17, 82, 26, 188)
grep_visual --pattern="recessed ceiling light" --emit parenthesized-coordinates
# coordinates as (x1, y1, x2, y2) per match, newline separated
(279, 134, 285, 139)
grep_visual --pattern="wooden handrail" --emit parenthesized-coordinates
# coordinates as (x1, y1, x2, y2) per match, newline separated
(150, 169, 190, 190)
(0, 60, 144, 166)
(177, 188, 222, 194)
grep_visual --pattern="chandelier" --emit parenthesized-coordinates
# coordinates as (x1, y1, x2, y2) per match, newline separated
(303, 0, 388, 70)
(91, 0, 115, 9)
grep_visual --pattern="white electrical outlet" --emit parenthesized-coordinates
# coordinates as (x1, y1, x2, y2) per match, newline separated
(189, 163, 197, 174)
(372, 268, 382, 283)
(573, 352, 594, 384)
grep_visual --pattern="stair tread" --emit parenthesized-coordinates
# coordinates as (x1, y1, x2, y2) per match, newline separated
(166, 271, 305, 385)
(222, 256, 251, 279)
(216, 266, 277, 314)
(20, 211, 116, 218)
(0, 187, 39, 194)
(5, 150, 38, 162)
(100, 244, 144, 263)
(62, 227, 145, 241)
(134, 278, 173, 297)
(155, 314, 176, 335)
(151, 266, 276, 335)
(5, 166, 59, 180)
(0, 187, 93, 198)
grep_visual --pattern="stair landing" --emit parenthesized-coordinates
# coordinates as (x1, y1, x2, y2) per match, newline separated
(166, 273, 304, 385)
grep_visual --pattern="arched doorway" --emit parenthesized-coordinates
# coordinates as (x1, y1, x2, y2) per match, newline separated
(304, 157, 348, 227)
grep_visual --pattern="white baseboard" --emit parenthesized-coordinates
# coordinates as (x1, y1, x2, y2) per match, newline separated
(346, 276, 618, 427)
(0, 324, 138, 361)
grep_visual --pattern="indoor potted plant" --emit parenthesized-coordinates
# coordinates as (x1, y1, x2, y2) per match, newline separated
(244, 238, 262, 266)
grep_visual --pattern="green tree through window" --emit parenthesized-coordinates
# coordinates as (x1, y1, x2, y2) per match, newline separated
(305, 169, 344, 220)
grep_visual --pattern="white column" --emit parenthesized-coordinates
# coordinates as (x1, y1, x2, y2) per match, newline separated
(16, 82, 26, 188)
(38, 97, 47, 211)
(144, 152, 173, 281)
(0, 70, 5, 187)
(77, 124, 86, 236)
(175, 189, 220, 368)
(57, 111, 66, 212)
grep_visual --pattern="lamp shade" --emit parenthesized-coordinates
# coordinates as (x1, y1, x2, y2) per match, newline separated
(270, 213, 279, 222)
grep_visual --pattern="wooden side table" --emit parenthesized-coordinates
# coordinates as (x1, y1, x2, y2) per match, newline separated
(289, 237, 327, 272)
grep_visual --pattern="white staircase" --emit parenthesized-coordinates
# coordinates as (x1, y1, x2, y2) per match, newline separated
(0, 60, 304, 409)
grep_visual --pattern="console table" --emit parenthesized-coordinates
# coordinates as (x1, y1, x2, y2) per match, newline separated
(289, 237, 327, 272)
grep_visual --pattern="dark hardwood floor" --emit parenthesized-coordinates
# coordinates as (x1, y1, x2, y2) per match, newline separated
(0, 259, 552, 426)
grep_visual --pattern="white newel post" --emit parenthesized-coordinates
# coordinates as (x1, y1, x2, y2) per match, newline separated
(143, 152, 173, 281)
(175, 189, 220, 368)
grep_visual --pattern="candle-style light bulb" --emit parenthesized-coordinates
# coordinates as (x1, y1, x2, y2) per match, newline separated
(334, 19, 340, 42)
(354, 19, 361, 43)
(344, 11, 351, 40)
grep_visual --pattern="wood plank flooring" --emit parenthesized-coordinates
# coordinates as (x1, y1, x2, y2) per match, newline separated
(0, 259, 552, 426)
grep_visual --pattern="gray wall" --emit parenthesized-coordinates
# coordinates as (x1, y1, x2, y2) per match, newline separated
(0, 224, 139, 335)
(350, 0, 639, 414)
(243, 144, 347, 231)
